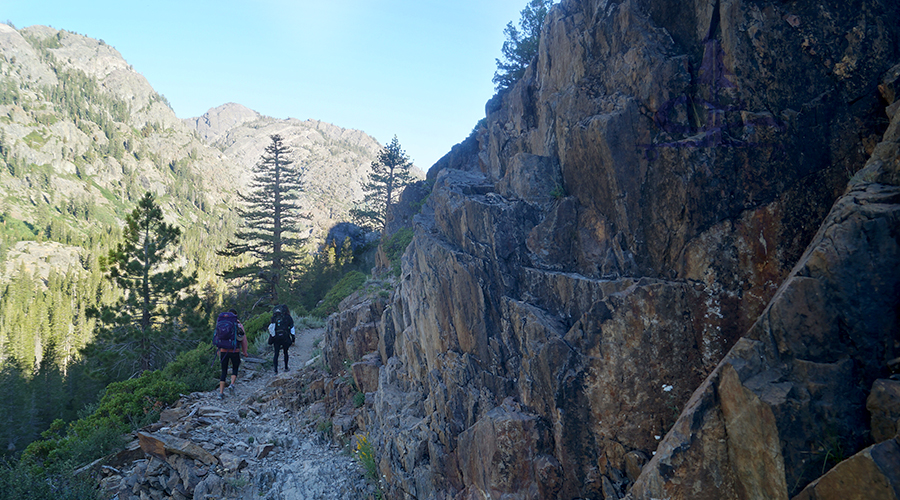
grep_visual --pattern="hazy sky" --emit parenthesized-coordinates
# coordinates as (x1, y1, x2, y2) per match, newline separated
(3, 0, 533, 169)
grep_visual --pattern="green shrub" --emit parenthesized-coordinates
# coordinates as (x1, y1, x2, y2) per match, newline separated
(242, 312, 272, 345)
(311, 271, 367, 317)
(23, 130, 48, 149)
(354, 433, 378, 480)
(23, 370, 186, 467)
(353, 392, 365, 408)
(295, 315, 325, 330)
(161, 342, 218, 393)
(316, 419, 333, 438)
(251, 329, 270, 355)
(383, 227, 414, 276)
(550, 182, 567, 199)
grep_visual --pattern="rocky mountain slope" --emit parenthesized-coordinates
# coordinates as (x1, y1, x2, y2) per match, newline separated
(319, 0, 900, 498)
(0, 24, 381, 283)
(0, 22, 240, 285)
(0, 23, 236, 215)
(184, 103, 384, 240)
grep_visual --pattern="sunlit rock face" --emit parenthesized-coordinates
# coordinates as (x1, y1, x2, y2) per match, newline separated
(324, 0, 900, 498)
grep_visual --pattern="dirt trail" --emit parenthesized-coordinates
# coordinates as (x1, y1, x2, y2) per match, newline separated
(291, 326, 324, 366)
(209, 326, 326, 405)
(158, 326, 368, 499)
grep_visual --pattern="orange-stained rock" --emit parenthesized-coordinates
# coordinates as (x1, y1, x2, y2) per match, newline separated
(137, 431, 217, 465)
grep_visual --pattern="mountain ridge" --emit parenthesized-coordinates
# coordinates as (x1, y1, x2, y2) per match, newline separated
(0, 24, 388, 286)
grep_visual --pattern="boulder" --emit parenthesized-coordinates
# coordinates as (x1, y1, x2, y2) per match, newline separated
(158, 407, 188, 425)
(792, 438, 900, 500)
(332, 412, 357, 440)
(218, 451, 247, 472)
(137, 432, 218, 465)
(323, 294, 387, 373)
(352, 352, 382, 394)
(456, 399, 561, 500)
(255, 443, 275, 460)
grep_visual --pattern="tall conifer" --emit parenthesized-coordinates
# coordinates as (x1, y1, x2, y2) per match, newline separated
(88, 192, 200, 378)
(350, 136, 414, 232)
(220, 134, 308, 303)
(493, 0, 555, 91)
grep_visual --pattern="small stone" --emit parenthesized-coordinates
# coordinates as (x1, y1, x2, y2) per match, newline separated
(100, 474, 122, 491)
(219, 451, 247, 472)
(256, 443, 275, 459)
(624, 450, 649, 482)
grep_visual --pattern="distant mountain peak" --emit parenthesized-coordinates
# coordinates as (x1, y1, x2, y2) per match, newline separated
(186, 103, 260, 143)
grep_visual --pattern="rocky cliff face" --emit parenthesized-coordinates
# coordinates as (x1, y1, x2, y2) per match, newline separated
(324, 0, 900, 498)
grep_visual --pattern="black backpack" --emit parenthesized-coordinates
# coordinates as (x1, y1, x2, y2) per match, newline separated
(213, 311, 239, 349)
(273, 307, 292, 345)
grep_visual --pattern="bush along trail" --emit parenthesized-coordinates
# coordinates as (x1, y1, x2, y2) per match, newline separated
(94, 326, 377, 500)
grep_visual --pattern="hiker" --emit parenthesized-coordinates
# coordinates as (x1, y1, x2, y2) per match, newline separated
(268, 304, 295, 374)
(214, 308, 247, 399)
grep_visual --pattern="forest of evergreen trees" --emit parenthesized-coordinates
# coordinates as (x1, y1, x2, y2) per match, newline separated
(0, 25, 421, 499)
(0, 29, 236, 455)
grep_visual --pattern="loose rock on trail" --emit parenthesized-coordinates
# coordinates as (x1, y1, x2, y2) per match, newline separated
(100, 327, 373, 500)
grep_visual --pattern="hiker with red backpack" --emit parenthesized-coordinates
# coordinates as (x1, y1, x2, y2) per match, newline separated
(213, 308, 248, 399)
(268, 304, 294, 374)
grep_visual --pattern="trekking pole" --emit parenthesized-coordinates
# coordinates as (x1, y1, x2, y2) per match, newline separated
(210, 344, 218, 370)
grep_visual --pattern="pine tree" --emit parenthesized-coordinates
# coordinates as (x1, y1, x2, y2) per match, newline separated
(87, 192, 200, 378)
(493, 0, 555, 92)
(350, 136, 414, 232)
(220, 134, 308, 303)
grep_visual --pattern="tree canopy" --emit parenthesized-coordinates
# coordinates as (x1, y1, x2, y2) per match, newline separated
(220, 134, 308, 303)
(350, 136, 414, 232)
(88, 192, 201, 378)
(493, 0, 555, 92)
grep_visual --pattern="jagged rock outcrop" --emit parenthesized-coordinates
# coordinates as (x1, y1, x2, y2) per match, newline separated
(629, 66, 900, 500)
(323, 286, 389, 374)
(792, 437, 900, 500)
(323, 0, 900, 498)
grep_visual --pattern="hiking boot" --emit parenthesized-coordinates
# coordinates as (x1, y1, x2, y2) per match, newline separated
(218, 392, 224, 400)
(228, 384, 235, 395)
(274, 367, 278, 375)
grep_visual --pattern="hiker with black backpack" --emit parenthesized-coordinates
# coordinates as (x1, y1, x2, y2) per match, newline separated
(268, 304, 294, 374)
(213, 308, 248, 399)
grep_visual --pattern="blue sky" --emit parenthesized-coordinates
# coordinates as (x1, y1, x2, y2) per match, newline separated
(3, 0, 533, 169)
